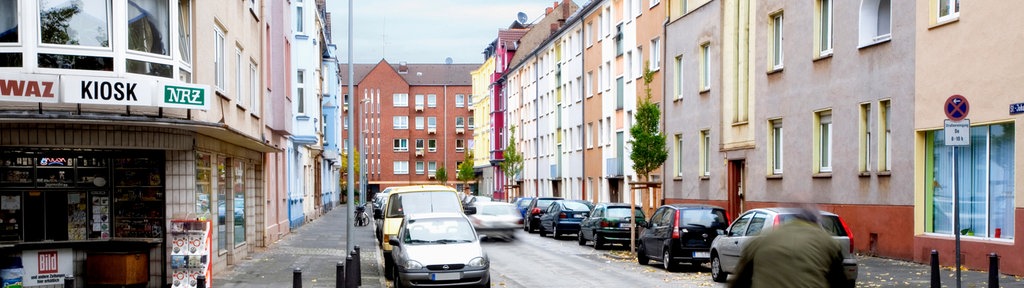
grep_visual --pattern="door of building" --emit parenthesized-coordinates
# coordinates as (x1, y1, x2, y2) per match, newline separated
(727, 160, 745, 220)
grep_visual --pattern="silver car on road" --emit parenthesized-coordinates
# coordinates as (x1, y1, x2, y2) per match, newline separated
(389, 213, 490, 288)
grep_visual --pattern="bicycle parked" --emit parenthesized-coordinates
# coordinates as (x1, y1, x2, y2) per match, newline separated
(355, 204, 370, 227)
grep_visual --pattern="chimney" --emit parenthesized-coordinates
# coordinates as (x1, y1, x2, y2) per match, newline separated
(551, 23, 559, 34)
(546, 7, 553, 15)
(399, 62, 409, 74)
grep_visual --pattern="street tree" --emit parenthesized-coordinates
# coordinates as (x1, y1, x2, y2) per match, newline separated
(339, 150, 361, 203)
(499, 125, 524, 199)
(435, 167, 448, 186)
(457, 151, 475, 196)
(630, 65, 667, 181)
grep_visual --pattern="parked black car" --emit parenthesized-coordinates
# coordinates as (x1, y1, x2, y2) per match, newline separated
(538, 200, 591, 239)
(578, 203, 646, 249)
(637, 204, 729, 271)
(523, 197, 563, 233)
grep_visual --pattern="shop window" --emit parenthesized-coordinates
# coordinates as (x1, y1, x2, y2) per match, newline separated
(233, 160, 246, 246)
(195, 152, 212, 218)
(926, 123, 1013, 239)
(216, 156, 228, 252)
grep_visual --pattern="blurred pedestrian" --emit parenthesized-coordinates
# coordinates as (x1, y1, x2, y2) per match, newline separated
(729, 204, 848, 288)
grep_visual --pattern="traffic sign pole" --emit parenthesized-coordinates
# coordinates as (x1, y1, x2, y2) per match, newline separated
(944, 94, 969, 288)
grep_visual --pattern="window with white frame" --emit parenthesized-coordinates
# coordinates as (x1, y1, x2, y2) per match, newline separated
(635, 46, 643, 78)
(859, 0, 892, 46)
(880, 100, 891, 171)
(586, 71, 594, 96)
(770, 12, 784, 70)
(415, 139, 424, 150)
(393, 138, 409, 152)
(393, 93, 408, 107)
(415, 117, 424, 130)
(393, 116, 409, 130)
(625, 51, 632, 80)
(937, 0, 959, 22)
(178, 0, 193, 82)
(416, 161, 425, 174)
(700, 43, 710, 91)
(468, 117, 474, 129)
(393, 161, 408, 175)
(297, 69, 305, 114)
(587, 123, 594, 148)
(817, 0, 833, 56)
(586, 21, 593, 46)
(816, 110, 833, 173)
(700, 130, 710, 177)
(428, 94, 437, 107)
(674, 55, 683, 99)
(770, 119, 783, 175)
(235, 48, 243, 104)
(428, 139, 437, 152)
(295, 2, 304, 33)
(456, 139, 465, 152)
(214, 26, 226, 90)
(250, 62, 259, 115)
(455, 117, 464, 128)
(415, 94, 424, 107)
(649, 38, 661, 70)
(456, 94, 465, 107)
(427, 161, 437, 174)
(427, 117, 436, 128)
(860, 103, 872, 173)
(675, 134, 683, 177)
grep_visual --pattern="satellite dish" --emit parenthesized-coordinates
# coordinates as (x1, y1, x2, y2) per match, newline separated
(445, 57, 453, 65)
(517, 12, 528, 24)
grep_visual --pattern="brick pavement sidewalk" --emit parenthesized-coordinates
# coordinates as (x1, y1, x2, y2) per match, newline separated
(214, 205, 386, 288)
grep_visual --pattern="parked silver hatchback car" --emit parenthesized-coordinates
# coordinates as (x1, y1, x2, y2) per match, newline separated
(388, 213, 490, 288)
(709, 207, 857, 285)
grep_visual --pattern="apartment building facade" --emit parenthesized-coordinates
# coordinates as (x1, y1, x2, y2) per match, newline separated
(471, 54, 495, 197)
(288, 0, 326, 227)
(341, 61, 476, 195)
(0, 0, 277, 285)
(261, 0, 295, 250)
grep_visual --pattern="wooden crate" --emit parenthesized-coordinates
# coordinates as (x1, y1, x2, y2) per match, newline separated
(87, 252, 149, 285)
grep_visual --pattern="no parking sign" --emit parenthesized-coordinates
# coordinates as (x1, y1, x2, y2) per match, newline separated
(944, 95, 970, 146)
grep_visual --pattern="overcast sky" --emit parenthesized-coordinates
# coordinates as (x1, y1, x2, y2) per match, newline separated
(326, 0, 581, 64)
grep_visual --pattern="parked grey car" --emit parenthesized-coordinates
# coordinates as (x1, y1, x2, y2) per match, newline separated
(388, 213, 490, 288)
(709, 207, 858, 285)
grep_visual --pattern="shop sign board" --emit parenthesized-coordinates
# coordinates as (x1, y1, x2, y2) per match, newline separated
(0, 73, 60, 103)
(62, 75, 154, 106)
(21, 248, 73, 286)
(159, 82, 211, 110)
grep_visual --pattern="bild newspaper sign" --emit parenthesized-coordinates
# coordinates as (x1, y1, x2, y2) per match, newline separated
(22, 249, 73, 286)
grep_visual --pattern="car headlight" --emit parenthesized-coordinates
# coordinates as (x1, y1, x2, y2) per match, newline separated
(404, 260, 423, 270)
(467, 257, 488, 268)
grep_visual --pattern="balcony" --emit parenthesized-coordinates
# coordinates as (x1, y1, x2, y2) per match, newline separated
(605, 158, 623, 178)
(415, 148, 424, 157)
(428, 174, 436, 179)
(428, 128, 436, 135)
(455, 128, 464, 134)
(467, 105, 474, 112)
(415, 104, 424, 112)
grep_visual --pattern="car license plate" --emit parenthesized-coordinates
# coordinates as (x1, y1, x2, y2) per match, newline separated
(619, 223, 631, 228)
(431, 272, 460, 281)
(693, 251, 710, 258)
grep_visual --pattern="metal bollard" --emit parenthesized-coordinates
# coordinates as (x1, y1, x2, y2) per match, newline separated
(345, 255, 357, 288)
(196, 275, 206, 288)
(354, 246, 362, 286)
(294, 267, 302, 288)
(64, 276, 73, 288)
(337, 261, 345, 288)
(930, 250, 940, 288)
(989, 253, 999, 288)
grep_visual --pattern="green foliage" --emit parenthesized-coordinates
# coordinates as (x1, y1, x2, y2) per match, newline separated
(457, 151, 475, 183)
(435, 167, 448, 185)
(40, 5, 80, 45)
(630, 65, 668, 181)
(498, 126, 524, 183)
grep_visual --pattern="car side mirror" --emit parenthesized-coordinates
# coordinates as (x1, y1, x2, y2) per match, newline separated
(464, 206, 477, 215)
(388, 238, 400, 247)
(373, 208, 383, 220)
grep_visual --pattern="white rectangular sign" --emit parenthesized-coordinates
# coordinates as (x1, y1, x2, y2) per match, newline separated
(944, 119, 970, 146)
(22, 249, 73, 287)
(157, 82, 212, 110)
(61, 75, 154, 106)
(0, 73, 60, 103)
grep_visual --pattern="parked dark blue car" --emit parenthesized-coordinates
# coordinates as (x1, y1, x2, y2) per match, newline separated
(538, 200, 592, 239)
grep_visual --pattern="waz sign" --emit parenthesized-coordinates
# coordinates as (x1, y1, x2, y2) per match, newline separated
(0, 74, 60, 103)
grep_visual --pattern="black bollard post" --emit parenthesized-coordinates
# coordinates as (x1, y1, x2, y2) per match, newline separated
(354, 246, 362, 286)
(345, 255, 357, 288)
(294, 267, 302, 288)
(931, 250, 940, 288)
(337, 261, 345, 288)
(64, 276, 73, 288)
(196, 275, 206, 288)
(989, 253, 999, 288)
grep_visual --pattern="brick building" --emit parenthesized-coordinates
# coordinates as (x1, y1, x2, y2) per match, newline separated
(341, 60, 478, 196)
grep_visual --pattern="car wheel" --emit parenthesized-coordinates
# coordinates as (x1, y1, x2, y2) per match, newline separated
(711, 253, 727, 283)
(393, 267, 403, 288)
(577, 231, 586, 246)
(663, 247, 678, 272)
(553, 225, 560, 239)
(637, 243, 649, 265)
(524, 220, 530, 232)
(593, 234, 604, 250)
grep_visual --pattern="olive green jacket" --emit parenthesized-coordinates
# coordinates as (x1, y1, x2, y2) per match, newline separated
(729, 220, 848, 288)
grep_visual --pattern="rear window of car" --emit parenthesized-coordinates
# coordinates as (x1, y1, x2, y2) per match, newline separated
(535, 199, 557, 209)
(516, 199, 532, 209)
(387, 191, 461, 218)
(479, 204, 519, 216)
(778, 214, 849, 237)
(680, 208, 729, 228)
(562, 201, 591, 211)
(606, 207, 645, 218)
